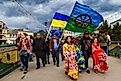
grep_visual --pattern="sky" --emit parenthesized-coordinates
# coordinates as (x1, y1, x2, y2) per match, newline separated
(0, 0, 121, 31)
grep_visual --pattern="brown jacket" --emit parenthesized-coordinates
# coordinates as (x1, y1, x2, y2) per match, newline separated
(50, 38, 60, 51)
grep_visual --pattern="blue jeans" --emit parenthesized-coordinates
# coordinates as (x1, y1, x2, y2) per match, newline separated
(106, 44, 109, 56)
(29, 54, 33, 61)
(20, 51, 29, 71)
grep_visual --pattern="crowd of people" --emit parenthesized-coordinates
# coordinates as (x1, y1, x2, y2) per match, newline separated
(16, 30, 111, 80)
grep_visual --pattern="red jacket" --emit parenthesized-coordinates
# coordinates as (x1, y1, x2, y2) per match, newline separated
(50, 38, 60, 51)
(18, 38, 32, 54)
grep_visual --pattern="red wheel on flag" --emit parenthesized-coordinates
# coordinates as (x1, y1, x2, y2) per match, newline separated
(74, 14, 92, 29)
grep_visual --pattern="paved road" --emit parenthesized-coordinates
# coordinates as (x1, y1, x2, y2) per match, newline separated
(1, 56, 121, 81)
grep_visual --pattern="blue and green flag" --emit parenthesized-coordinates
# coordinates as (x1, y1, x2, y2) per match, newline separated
(65, 1, 104, 33)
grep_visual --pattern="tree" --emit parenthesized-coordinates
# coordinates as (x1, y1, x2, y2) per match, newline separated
(97, 20, 110, 33)
(111, 22, 121, 41)
(97, 20, 121, 41)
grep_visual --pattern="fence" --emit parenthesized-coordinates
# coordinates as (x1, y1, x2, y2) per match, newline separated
(110, 41, 121, 58)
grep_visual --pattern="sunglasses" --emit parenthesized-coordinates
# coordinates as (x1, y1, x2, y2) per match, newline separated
(37, 35, 40, 36)
(85, 33, 89, 35)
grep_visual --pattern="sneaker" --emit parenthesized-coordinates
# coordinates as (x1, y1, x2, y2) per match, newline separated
(79, 70, 83, 73)
(57, 64, 59, 67)
(20, 68, 23, 71)
(36, 67, 40, 69)
(29, 60, 33, 62)
(65, 72, 68, 75)
(23, 71, 28, 74)
(86, 68, 90, 74)
(43, 64, 45, 67)
(62, 58, 65, 61)
(45, 61, 47, 64)
(48, 62, 50, 64)
(94, 69, 98, 74)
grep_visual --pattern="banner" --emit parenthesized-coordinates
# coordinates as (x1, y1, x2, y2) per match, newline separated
(65, 1, 104, 33)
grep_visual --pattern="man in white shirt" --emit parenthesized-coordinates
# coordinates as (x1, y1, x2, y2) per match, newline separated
(105, 32, 111, 56)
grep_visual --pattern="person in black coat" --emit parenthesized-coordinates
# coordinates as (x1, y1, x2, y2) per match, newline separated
(81, 31, 93, 74)
(16, 33, 21, 51)
(46, 38, 50, 64)
(33, 32, 46, 69)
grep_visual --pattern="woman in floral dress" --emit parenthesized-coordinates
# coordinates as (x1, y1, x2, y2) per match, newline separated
(63, 36, 78, 80)
(92, 38, 108, 73)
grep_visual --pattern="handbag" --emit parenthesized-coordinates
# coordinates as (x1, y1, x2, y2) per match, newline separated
(20, 39, 29, 56)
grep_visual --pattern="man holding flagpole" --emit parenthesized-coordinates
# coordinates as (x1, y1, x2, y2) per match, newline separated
(50, 34, 60, 67)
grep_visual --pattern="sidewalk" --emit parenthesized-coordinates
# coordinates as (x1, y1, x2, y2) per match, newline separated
(0, 56, 121, 81)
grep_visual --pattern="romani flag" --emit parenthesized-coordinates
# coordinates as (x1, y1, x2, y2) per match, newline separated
(65, 1, 104, 33)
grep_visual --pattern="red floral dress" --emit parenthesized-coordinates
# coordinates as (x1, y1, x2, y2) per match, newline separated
(92, 43, 108, 72)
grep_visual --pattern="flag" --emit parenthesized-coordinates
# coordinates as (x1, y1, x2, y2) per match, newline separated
(50, 28, 63, 38)
(51, 12, 69, 28)
(65, 1, 104, 33)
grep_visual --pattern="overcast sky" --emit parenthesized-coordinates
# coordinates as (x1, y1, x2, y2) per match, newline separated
(0, 0, 121, 31)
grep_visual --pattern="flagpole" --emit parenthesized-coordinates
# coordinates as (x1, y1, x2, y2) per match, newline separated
(60, 29, 64, 41)
(45, 26, 52, 41)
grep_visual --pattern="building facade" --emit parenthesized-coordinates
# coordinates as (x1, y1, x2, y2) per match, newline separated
(0, 21, 34, 45)
(5, 28, 34, 44)
(0, 21, 7, 44)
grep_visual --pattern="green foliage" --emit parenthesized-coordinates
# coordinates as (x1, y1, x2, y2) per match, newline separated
(97, 20, 121, 41)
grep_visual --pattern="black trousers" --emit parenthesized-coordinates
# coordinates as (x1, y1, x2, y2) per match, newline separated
(83, 50, 90, 69)
(52, 49, 59, 65)
(46, 49, 50, 63)
(44, 51, 47, 63)
(61, 51, 64, 61)
(36, 56, 45, 68)
(101, 46, 107, 53)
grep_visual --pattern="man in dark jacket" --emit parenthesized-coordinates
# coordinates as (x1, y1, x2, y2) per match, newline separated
(16, 33, 21, 51)
(46, 38, 50, 64)
(81, 31, 93, 74)
(33, 32, 46, 69)
(43, 33, 47, 64)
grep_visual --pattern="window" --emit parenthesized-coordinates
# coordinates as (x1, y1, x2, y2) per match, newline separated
(0, 35, 2, 39)
(0, 30, 2, 34)
(0, 25, 2, 28)
(10, 34, 11, 38)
